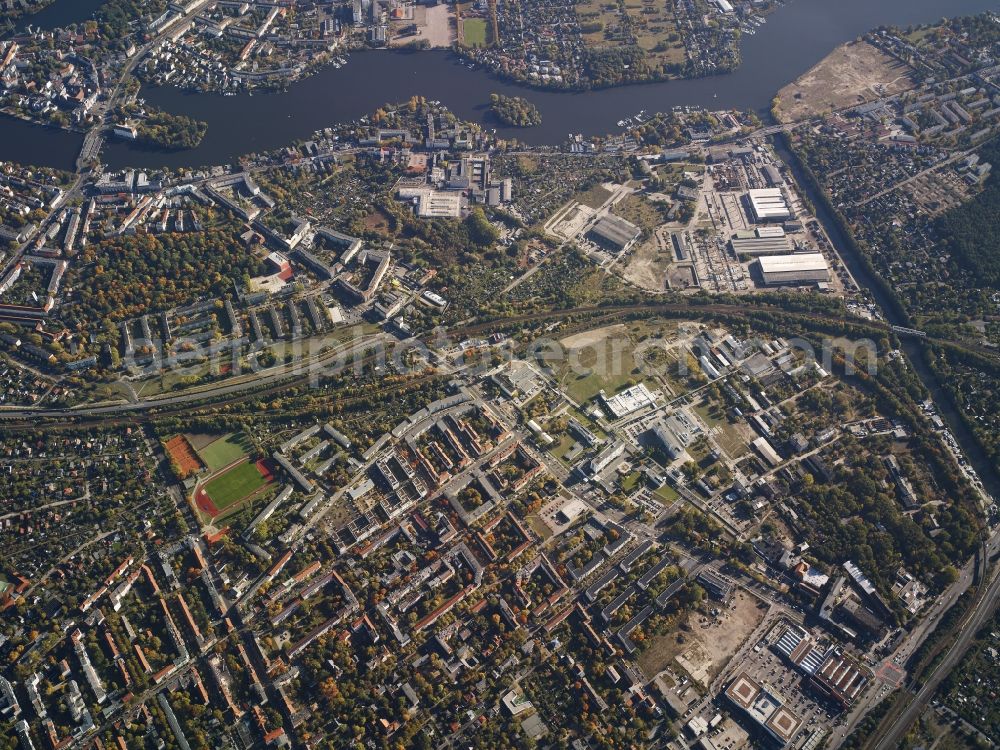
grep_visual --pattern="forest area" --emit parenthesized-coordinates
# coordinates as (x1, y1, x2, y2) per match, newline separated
(64, 222, 260, 328)
(136, 110, 209, 150)
(938, 140, 1000, 287)
(489, 93, 542, 128)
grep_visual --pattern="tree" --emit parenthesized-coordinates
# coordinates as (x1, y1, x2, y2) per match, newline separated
(489, 93, 542, 128)
(464, 208, 499, 247)
(937, 565, 959, 587)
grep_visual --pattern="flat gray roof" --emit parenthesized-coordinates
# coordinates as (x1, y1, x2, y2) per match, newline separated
(589, 214, 641, 249)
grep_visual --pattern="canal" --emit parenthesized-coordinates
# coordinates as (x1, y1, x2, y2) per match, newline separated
(773, 136, 1000, 500)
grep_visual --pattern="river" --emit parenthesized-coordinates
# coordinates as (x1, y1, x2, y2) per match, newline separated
(7, 0, 106, 34)
(1, 0, 998, 170)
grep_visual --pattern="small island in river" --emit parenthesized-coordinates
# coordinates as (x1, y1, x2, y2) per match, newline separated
(489, 93, 542, 128)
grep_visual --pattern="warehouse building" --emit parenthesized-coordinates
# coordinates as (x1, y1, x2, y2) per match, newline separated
(729, 227, 792, 257)
(755, 253, 830, 286)
(671, 232, 690, 261)
(652, 421, 686, 460)
(397, 187, 464, 218)
(762, 165, 784, 187)
(746, 188, 792, 223)
(415, 191, 463, 218)
(752, 436, 782, 467)
(587, 214, 641, 253)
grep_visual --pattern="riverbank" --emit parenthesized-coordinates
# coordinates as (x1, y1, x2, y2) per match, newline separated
(0, 110, 82, 170)
(0, 0, 59, 27)
(453, 43, 739, 94)
(0, 0, 57, 25)
(773, 39, 917, 123)
(0, 106, 85, 134)
(0, 0, 997, 171)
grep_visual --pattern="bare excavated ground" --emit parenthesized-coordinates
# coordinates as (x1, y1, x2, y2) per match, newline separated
(623, 237, 670, 291)
(775, 41, 915, 123)
(638, 591, 767, 682)
(390, 4, 455, 48)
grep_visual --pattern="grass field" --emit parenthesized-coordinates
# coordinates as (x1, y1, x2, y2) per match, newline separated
(201, 461, 270, 511)
(561, 367, 639, 405)
(555, 348, 645, 404)
(613, 194, 667, 234)
(716, 422, 749, 459)
(549, 433, 581, 464)
(694, 399, 725, 428)
(575, 183, 613, 210)
(462, 17, 488, 47)
(654, 484, 679, 503)
(196, 432, 251, 471)
(621, 471, 643, 493)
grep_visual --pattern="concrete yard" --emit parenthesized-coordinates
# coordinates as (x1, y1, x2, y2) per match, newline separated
(622, 227, 677, 291)
(545, 201, 597, 241)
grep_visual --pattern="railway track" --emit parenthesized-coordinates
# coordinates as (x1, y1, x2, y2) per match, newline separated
(0, 300, 991, 428)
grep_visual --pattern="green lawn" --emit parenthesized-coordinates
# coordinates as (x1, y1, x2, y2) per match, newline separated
(654, 484, 679, 503)
(556, 355, 643, 405)
(695, 399, 725, 428)
(566, 407, 607, 439)
(717, 423, 748, 459)
(575, 183, 613, 210)
(463, 18, 488, 47)
(549, 433, 581, 464)
(621, 471, 643, 493)
(196, 432, 251, 471)
(612, 194, 667, 234)
(203, 461, 269, 510)
(553, 329, 654, 404)
(561, 369, 624, 404)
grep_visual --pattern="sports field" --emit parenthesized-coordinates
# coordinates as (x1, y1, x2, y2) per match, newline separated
(196, 432, 252, 471)
(164, 435, 204, 477)
(199, 460, 271, 512)
(462, 18, 488, 47)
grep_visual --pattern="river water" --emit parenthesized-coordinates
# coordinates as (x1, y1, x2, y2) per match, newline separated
(1, 0, 998, 170)
(8, 0, 106, 33)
